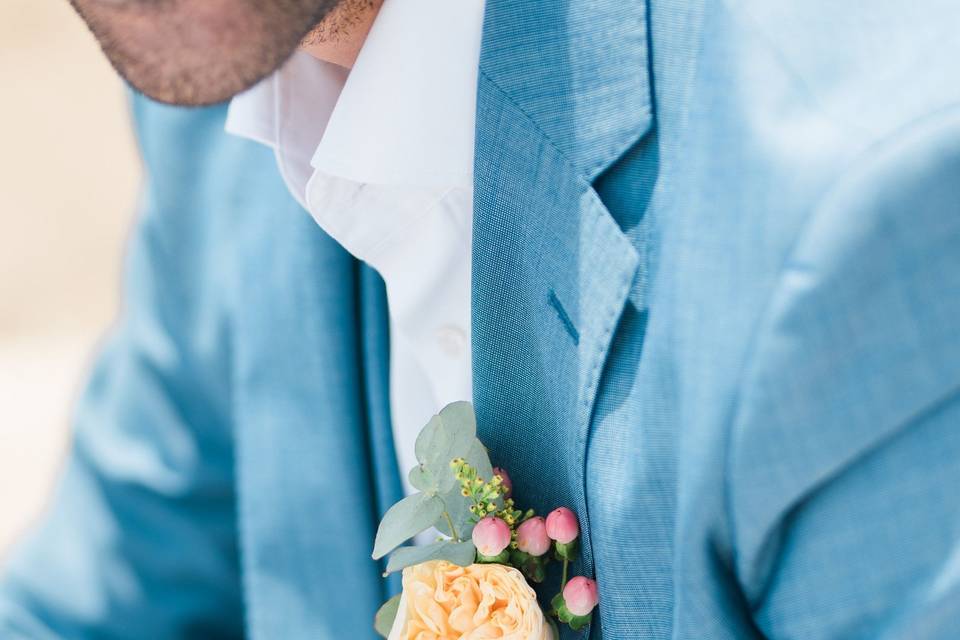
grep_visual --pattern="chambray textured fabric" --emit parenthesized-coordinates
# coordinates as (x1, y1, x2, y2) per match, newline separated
(474, 1, 960, 639)
(0, 101, 400, 638)
(3, 0, 960, 638)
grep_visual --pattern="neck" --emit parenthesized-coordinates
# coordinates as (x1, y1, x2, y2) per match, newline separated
(299, 0, 383, 69)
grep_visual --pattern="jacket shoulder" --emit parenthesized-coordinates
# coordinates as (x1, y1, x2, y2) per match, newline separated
(723, 0, 960, 137)
(728, 106, 960, 600)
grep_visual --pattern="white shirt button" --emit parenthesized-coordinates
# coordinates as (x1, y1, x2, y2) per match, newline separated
(435, 325, 468, 358)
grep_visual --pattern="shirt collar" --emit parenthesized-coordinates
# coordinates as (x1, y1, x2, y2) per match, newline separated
(225, 0, 484, 194)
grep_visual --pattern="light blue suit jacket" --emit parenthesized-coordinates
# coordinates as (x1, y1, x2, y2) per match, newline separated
(3, 0, 960, 638)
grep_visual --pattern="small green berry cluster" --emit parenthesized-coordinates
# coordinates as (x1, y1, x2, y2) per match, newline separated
(501, 500, 529, 531)
(450, 458, 507, 520)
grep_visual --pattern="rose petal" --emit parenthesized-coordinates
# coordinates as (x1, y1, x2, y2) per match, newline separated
(394, 561, 552, 640)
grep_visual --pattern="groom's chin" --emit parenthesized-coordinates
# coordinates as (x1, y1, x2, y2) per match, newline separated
(69, 0, 334, 106)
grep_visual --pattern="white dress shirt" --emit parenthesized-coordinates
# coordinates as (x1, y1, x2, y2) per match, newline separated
(225, 0, 485, 498)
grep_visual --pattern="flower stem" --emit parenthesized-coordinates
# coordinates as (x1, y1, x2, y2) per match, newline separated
(443, 510, 460, 542)
(561, 556, 569, 591)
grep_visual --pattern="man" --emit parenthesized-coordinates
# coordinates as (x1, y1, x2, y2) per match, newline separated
(2, 0, 960, 637)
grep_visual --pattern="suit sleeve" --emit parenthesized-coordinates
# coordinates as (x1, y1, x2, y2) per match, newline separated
(727, 110, 960, 640)
(0, 99, 244, 639)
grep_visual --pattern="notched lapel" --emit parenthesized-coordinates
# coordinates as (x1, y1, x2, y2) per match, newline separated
(480, 0, 653, 179)
(473, 5, 652, 629)
(472, 70, 641, 583)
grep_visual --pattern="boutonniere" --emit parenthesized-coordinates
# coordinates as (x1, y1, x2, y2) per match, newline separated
(372, 401, 599, 639)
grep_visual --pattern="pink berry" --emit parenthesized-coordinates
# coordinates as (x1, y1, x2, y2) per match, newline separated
(563, 576, 599, 616)
(516, 516, 551, 556)
(545, 507, 579, 544)
(472, 516, 511, 557)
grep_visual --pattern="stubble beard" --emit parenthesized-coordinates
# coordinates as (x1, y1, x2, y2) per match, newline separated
(299, 0, 378, 47)
(69, 0, 342, 106)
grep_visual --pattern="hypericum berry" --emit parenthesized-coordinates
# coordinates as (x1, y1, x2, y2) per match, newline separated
(472, 516, 511, 557)
(516, 516, 551, 557)
(563, 576, 599, 616)
(545, 507, 580, 544)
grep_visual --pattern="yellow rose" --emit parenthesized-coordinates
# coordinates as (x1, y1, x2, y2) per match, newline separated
(388, 560, 555, 640)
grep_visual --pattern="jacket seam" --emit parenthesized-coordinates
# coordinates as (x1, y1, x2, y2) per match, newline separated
(477, 66, 589, 189)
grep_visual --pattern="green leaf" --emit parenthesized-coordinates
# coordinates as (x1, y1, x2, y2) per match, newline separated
(550, 593, 565, 616)
(475, 548, 510, 564)
(555, 538, 579, 561)
(407, 464, 438, 495)
(374, 594, 402, 638)
(373, 493, 444, 560)
(464, 437, 494, 483)
(434, 493, 472, 540)
(433, 437, 499, 540)
(568, 612, 593, 631)
(415, 402, 477, 474)
(510, 549, 549, 583)
(385, 540, 476, 574)
(407, 404, 490, 542)
(554, 595, 592, 631)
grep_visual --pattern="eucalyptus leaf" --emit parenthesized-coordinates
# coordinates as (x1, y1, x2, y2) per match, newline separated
(415, 402, 477, 471)
(385, 540, 477, 574)
(374, 594, 402, 638)
(373, 493, 444, 560)
(407, 464, 438, 495)
(464, 437, 494, 481)
(434, 482, 475, 539)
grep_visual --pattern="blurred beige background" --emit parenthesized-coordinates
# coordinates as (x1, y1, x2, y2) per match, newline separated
(0, 1, 140, 557)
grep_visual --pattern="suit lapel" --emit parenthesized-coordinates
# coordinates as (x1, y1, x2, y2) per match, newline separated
(479, 0, 654, 180)
(472, 0, 653, 589)
(234, 190, 395, 637)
